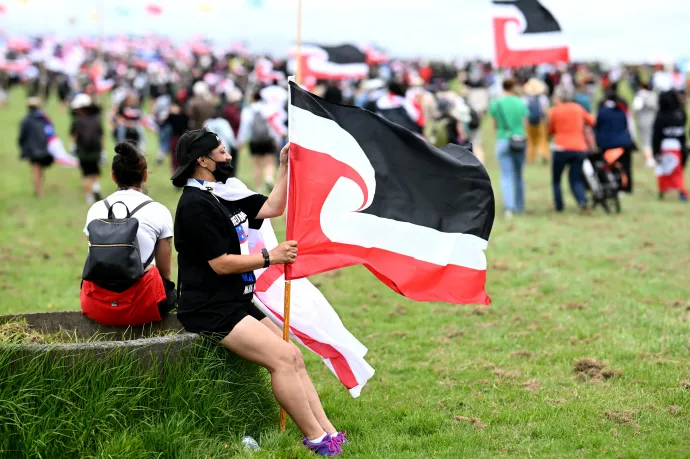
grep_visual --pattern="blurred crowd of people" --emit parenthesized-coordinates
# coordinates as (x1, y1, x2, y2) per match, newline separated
(11, 35, 690, 213)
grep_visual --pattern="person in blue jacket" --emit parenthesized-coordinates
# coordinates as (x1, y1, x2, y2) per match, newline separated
(18, 97, 54, 197)
(594, 88, 637, 193)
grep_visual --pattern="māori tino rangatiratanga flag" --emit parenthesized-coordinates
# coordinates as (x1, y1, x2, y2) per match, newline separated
(492, 0, 570, 67)
(285, 81, 495, 305)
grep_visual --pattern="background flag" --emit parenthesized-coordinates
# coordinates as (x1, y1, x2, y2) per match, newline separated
(492, 0, 570, 67)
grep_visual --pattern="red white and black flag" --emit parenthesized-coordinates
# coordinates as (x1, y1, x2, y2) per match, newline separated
(288, 43, 369, 84)
(286, 81, 495, 305)
(492, 0, 570, 68)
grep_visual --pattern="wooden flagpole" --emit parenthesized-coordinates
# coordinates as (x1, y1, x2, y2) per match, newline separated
(295, 0, 303, 86)
(278, 280, 291, 431)
(280, 0, 302, 432)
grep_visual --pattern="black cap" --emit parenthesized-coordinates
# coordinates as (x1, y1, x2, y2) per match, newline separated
(170, 128, 222, 187)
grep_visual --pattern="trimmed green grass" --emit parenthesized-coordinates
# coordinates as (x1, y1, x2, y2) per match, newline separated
(1, 88, 690, 457)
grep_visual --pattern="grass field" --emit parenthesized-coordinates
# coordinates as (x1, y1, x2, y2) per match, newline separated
(1, 88, 690, 458)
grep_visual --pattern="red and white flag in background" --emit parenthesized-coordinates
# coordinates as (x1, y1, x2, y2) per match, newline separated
(656, 138, 688, 196)
(491, 0, 570, 68)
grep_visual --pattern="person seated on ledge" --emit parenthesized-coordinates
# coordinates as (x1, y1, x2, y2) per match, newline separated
(81, 141, 176, 327)
(170, 129, 347, 456)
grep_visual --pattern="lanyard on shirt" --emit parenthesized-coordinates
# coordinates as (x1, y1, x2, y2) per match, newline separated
(186, 178, 221, 203)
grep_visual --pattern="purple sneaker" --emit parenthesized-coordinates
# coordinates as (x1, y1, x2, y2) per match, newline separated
(333, 430, 349, 446)
(303, 434, 342, 456)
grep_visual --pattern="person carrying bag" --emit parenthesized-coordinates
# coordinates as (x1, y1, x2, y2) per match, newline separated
(489, 78, 529, 217)
(80, 141, 176, 327)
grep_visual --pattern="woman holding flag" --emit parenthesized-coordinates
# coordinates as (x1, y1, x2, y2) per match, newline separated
(171, 128, 346, 456)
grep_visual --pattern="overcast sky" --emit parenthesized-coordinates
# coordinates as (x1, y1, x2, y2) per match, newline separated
(1, 0, 688, 62)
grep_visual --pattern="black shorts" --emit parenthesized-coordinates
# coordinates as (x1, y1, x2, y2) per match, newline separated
(30, 155, 54, 168)
(177, 301, 267, 340)
(249, 140, 276, 156)
(79, 159, 101, 177)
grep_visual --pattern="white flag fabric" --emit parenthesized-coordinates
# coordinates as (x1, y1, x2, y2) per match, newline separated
(47, 137, 78, 168)
(209, 178, 375, 397)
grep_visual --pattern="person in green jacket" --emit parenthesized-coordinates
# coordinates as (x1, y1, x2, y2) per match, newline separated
(489, 78, 529, 218)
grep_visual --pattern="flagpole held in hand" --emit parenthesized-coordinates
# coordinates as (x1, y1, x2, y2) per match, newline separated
(280, 0, 301, 423)
(279, 26, 298, 427)
(279, 278, 292, 431)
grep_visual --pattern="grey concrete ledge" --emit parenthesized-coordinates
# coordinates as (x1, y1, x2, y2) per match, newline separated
(0, 311, 202, 368)
(0, 310, 191, 340)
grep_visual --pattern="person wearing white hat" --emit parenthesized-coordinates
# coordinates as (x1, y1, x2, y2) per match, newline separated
(523, 78, 550, 164)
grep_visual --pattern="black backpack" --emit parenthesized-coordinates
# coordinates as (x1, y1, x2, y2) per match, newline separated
(76, 117, 102, 153)
(82, 200, 155, 292)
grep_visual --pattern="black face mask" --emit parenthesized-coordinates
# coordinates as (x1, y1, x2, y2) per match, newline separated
(209, 158, 234, 183)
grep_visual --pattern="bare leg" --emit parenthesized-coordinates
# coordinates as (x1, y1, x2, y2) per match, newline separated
(31, 164, 43, 197)
(261, 317, 338, 434)
(82, 176, 93, 204)
(473, 144, 485, 165)
(260, 154, 276, 191)
(252, 154, 262, 191)
(220, 316, 326, 440)
(643, 146, 655, 167)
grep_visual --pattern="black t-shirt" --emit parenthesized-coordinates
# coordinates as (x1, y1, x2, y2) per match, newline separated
(118, 104, 142, 122)
(166, 112, 190, 137)
(174, 186, 268, 329)
(70, 114, 104, 160)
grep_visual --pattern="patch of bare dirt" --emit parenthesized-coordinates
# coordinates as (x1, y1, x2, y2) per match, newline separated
(568, 334, 602, 346)
(574, 358, 623, 381)
(454, 416, 487, 430)
(545, 398, 567, 405)
(669, 405, 681, 415)
(521, 380, 541, 392)
(472, 306, 490, 316)
(388, 331, 408, 338)
(493, 368, 520, 379)
(446, 329, 466, 339)
(680, 380, 690, 389)
(387, 305, 408, 319)
(604, 410, 636, 425)
(522, 286, 543, 298)
(490, 261, 510, 271)
(508, 331, 531, 338)
(561, 301, 587, 311)
(668, 300, 690, 311)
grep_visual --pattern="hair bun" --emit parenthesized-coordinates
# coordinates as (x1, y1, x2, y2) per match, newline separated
(114, 141, 139, 160)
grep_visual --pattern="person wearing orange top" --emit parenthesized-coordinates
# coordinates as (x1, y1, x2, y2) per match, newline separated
(548, 88, 596, 212)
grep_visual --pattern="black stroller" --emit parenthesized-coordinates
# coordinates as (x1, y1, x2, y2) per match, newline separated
(582, 148, 626, 214)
